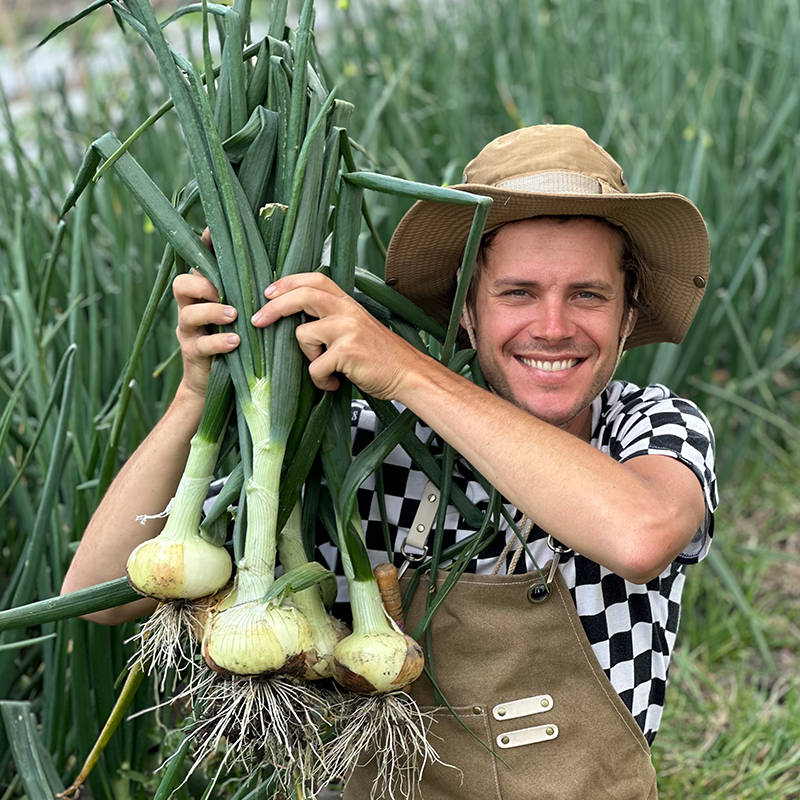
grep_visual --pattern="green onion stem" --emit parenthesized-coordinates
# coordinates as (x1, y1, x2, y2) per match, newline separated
(235, 378, 284, 603)
(348, 579, 391, 636)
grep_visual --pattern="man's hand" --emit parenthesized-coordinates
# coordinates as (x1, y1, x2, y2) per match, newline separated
(251, 272, 423, 400)
(173, 271, 240, 398)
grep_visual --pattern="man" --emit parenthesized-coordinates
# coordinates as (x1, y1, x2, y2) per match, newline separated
(63, 125, 717, 798)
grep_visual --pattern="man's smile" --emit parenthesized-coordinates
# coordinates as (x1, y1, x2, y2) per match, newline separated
(517, 356, 582, 373)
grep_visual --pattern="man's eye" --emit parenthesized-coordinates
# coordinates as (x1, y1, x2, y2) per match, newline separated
(576, 291, 600, 300)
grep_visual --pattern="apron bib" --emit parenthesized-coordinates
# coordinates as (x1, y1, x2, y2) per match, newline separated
(344, 565, 657, 800)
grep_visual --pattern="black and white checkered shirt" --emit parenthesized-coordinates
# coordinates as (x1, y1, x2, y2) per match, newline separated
(206, 380, 717, 744)
(339, 380, 717, 744)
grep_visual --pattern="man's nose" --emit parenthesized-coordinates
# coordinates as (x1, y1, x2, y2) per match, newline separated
(532, 299, 576, 342)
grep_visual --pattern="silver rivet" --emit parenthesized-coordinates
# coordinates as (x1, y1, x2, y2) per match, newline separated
(541, 699, 549, 708)
(472, 706, 481, 715)
(694, 275, 707, 288)
(497, 708, 506, 717)
(546, 727, 554, 736)
(428, 494, 437, 502)
(501, 736, 510, 745)
(416, 524, 425, 532)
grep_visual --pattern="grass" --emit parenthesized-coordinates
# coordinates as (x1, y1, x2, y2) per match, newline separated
(0, 0, 798, 797)
(655, 462, 800, 799)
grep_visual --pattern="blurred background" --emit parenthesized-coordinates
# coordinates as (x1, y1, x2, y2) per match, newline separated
(0, 0, 798, 797)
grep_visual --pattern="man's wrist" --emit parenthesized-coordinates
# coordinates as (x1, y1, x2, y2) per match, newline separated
(170, 380, 208, 422)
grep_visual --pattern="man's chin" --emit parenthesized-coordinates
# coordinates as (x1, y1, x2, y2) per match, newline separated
(482, 361, 603, 429)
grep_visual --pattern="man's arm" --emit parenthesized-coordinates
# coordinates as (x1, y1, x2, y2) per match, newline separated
(61, 272, 240, 624)
(254, 273, 707, 584)
(394, 364, 706, 583)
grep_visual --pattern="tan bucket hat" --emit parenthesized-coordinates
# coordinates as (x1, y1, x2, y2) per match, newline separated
(384, 124, 710, 350)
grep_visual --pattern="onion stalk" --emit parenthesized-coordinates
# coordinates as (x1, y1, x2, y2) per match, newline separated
(315, 393, 445, 795)
(320, 402, 425, 695)
(126, 358, 234, 602)
(277, 502, 350, 680)
(332, 570, 423, 695)
(201, 373, 316, 677)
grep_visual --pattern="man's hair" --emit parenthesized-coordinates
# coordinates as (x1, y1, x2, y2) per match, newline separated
(465, 215, 652, 315)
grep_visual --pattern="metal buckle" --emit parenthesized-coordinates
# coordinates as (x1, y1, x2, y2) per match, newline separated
(397, 538, 428, 579)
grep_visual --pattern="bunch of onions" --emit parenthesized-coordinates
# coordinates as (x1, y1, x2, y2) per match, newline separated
(106, 0, 437, 792)
(115, 0, 338, 684)
(118, 2, 365, 790)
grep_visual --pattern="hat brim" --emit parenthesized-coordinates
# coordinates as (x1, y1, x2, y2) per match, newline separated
(385, 184, 710, 350)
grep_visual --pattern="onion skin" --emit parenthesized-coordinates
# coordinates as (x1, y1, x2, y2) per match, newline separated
(186, 583, 234, 641)
(299, 614, 351, 681)
(332, 630, 424, 695)
(202, 601, 314, 676)
(126, 536, 232, 601)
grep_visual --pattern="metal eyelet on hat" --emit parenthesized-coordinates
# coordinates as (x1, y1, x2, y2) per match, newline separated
(693, 275, 707, 288)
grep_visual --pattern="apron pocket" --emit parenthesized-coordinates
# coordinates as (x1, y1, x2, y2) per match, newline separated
(343, 704, 503, 800)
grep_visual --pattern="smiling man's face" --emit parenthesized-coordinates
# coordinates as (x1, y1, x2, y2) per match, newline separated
(467, 217, 634, 437)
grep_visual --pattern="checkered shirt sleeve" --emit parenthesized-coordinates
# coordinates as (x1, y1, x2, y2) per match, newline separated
(594, 381, 718, 563)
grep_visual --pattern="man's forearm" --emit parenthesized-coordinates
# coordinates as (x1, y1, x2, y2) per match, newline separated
(61, 383, 206, 623)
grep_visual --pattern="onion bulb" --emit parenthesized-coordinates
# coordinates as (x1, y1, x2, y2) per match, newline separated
(127, 532, 232, 601)
(332, 579, 424, 694)
(299, 610, 350, 680)
(202, 600, 314, 676)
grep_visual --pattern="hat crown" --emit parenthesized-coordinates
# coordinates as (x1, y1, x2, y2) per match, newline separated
(463, 125, 629, 196)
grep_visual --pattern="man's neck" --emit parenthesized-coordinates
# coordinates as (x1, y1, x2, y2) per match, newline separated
(559, 405, 594, 442)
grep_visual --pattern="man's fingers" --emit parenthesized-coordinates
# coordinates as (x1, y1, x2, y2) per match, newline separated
(252, 286, 352, 328)
(201, 227, 214, 254)
(191, 331, 240, 358)
(295, 317, 345, 367)
(304, 346, 342, 392)
(265, 272, 348, 300)
(173, 271, 221, 307)
(307, 360, 341, 392)
(178, 301, 237, 332)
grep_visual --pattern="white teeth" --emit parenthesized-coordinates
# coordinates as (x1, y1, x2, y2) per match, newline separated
(520, 358, 579, 372)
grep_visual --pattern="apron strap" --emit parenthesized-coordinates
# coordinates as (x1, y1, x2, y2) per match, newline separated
(398, 480, 440, 578)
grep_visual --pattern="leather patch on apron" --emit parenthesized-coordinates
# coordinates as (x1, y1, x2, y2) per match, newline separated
(344, 565, 658, 800)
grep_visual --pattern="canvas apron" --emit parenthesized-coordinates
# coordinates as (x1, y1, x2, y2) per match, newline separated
(344, 564, 658, 800)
